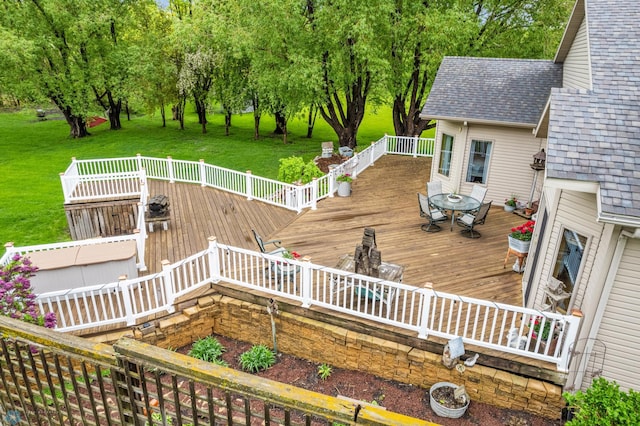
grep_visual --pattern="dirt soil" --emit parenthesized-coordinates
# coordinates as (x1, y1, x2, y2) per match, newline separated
(315, 153, 348, 173)
(178, 335, 562, 426)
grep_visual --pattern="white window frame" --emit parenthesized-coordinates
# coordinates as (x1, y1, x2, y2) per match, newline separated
(438, 134, 454, 177)
(466, 139, 492, 184)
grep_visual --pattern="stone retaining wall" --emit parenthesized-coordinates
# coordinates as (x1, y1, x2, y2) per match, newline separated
(133, 294, 564, 419)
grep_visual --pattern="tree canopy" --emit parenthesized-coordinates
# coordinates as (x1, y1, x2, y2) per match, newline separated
(0, 0, 573, 141)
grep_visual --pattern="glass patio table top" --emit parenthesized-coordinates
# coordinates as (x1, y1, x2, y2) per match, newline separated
(429, 193, 481, 231)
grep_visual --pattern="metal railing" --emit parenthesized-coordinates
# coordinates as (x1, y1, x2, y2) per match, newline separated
(33, 239, 581, 372)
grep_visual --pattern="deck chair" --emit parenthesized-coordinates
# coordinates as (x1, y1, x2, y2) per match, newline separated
(456, 201, 492, 238)
(470, 184, 488, 204)
(418, 192, 446, 233)
(252, 229, 286, 255)
(426, 181, 449, 219)
(252, 229, 297, 287)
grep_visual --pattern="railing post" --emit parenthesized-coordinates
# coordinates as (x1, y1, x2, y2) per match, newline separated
(162, 260, 176, 312)
(133, 227, 147, 272)
(59, 172, 70, 204)
(417, 282, 435, 339)
(167, 156, 175, 183)
(412, 135, 418, 158)
(119, 275, 136, 326)
(246, 170, 253, 201)
(199, 159, 206, 187)
(328, 168, 336, 197)
(208, 237, 221, 283)
(370, 141, 377, 166)
(557, 309, 583, 372)
(136, 153, 143, 172)
(300, 256, 313, 308)
(310, 178, 318, 210)
(139, 167, 148, 202)
(296, 185, 303, 213)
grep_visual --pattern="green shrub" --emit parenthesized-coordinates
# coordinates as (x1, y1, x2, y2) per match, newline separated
(563, 377, 640, 425)
(300, 160, 324, 184)
(239, 345, 276, 373)
(187, 336, 227, 366)
(277, 156, 325, 184)
(317, 363, 332, 380)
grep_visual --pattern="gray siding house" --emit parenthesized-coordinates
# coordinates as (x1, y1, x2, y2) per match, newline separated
(421, 0, 640, 392)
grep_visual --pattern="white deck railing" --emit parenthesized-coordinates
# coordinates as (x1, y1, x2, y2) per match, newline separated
(34, 239, 580, 372)
(59, 135, 434, 211)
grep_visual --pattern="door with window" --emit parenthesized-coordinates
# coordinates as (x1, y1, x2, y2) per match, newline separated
(549, 228, 588, 313)
(466, 140, 492, 183)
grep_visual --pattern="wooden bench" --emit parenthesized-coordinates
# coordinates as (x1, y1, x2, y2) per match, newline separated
(145, 211, 170, 232)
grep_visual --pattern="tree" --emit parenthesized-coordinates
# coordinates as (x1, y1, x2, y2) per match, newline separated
(0, 255, 56, 329)
(310, 0, 392, 148)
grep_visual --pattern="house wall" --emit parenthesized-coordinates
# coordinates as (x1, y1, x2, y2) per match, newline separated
(590, 238, 640, 391)
(562, 16, 591, 89)
(529, 190, 604, 311)
(431, 121, 545, 208)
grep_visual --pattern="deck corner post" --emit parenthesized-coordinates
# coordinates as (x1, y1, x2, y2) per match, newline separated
(119, 275, 136, 326)
(413, 135, 419, 158)
(417, 282, 435, 339)
(246, 171, 253, 201)
(136, 153, 143, 171)
(557, 309, 583, 372)
(199, 159, 206, 187)
(310, 179, 318, 210)
(300, 257, 313, 308)
(167, 156, 175, 183)
(161, 259, 176, 311)
(207, 237, 221, 283)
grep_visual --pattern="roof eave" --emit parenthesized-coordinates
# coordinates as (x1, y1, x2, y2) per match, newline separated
(554, 0, 585, 63)
(419, 115, 536, 130)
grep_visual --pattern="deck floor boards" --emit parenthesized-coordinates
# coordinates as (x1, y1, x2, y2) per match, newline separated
(146, 155, 526, 305)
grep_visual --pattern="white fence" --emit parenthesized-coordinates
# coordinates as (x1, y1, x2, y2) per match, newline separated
(59, 135, 435, 211)
(34, 239, 581, 372)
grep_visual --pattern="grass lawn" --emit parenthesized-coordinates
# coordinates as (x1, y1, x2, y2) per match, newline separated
(1, 105, 420, 247)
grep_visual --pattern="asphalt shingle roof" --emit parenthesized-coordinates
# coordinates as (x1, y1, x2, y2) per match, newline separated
(421, 57, 562, 127)
(546, 0, 640, 218)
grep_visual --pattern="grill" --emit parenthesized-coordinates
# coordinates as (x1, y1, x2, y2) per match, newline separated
(148, 195, 170, 218)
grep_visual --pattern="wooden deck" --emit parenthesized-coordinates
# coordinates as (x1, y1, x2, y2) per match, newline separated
(146, 155, 526, 304)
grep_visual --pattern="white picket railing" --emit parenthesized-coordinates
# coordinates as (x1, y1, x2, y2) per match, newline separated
(34, 239, 580, 372)
(59, 135, 435, 211)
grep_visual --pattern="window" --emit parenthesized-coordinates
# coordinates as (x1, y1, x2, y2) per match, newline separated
(438, 134, 453, 176)
(466, 140, 492, 183)
(549, 229, 588, 313)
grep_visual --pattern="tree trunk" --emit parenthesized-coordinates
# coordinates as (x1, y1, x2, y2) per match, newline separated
(106, 96, 122, 131)
(61, 108, 89, 138)
(273, 111, 287, 135)
(195, 98, 207, 133)
(306, 104, 318, 138)
(160, 105, 166, 128)
(174, 98, 186, 130)
(252, 96, 260, 140)
(224, 111, 232, 136)
(125, 101, 130, 121)
(318, 50, 369, 149)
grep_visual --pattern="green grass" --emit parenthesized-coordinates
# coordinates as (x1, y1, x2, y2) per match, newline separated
(0, 105, 402, 247)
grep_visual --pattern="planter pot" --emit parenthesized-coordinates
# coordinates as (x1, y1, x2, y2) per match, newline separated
(508, 235, 531, 253)
(504, 205, 516, 213)
(337, 181, 351, 197)
(429, 382, 469, 419)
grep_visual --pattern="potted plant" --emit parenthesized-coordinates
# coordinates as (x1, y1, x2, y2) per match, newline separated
(529, 315, 561, 354)
(508, 220, 535, 253)
(429, 382, 470, 418)
(504, 195, 518, 212)
(336, 173, 353, 197)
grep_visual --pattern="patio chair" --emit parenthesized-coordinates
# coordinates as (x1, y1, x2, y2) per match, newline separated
(426, 181, 449, 219)
(470, 184, 488, 204)
(252, 229, 298, 288)
(418, 192, 446, 233)
(456, 201, 492, 238)
(252, 229, 287, 255)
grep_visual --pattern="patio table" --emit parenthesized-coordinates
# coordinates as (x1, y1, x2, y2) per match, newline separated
(429, 193, 481, 231)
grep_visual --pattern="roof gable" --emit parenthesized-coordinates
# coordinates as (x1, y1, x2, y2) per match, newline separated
(421, 57, 562, 127)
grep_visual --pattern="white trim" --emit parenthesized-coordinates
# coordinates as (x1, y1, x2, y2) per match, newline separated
(544, 177, 598, 193)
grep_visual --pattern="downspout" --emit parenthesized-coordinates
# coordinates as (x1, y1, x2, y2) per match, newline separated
(568, 229, 638, 390)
